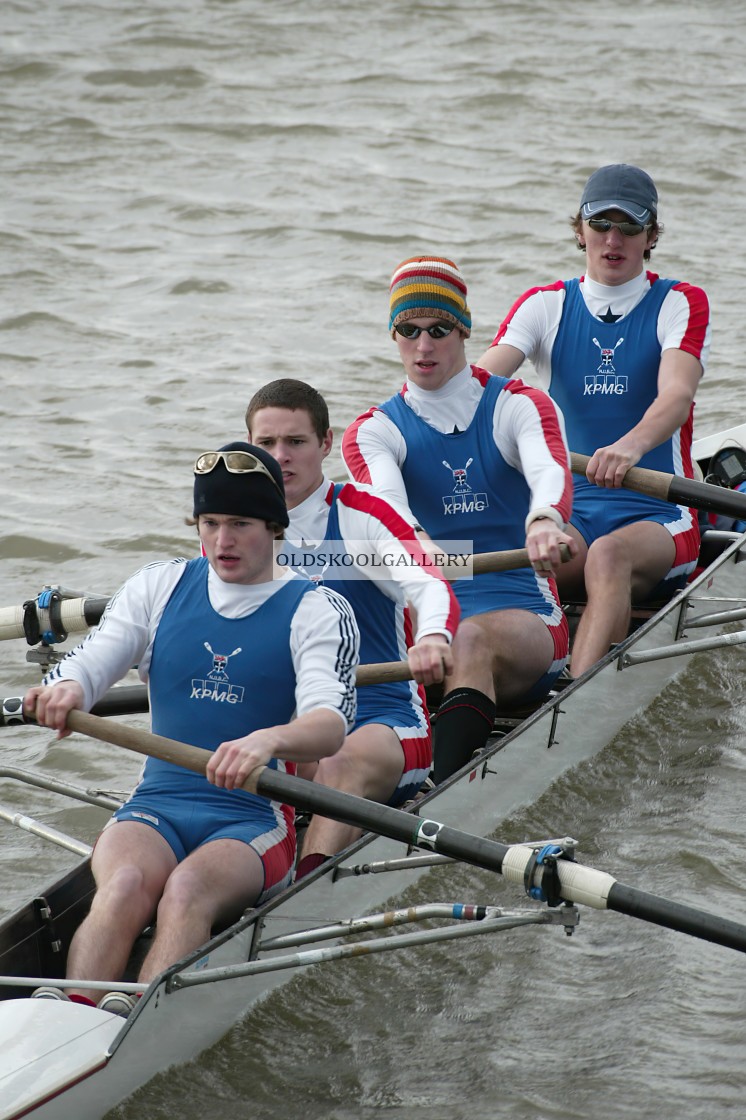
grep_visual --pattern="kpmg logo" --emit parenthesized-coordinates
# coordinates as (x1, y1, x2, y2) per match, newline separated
(441, 458, 488, 515)
(584, 336, 628, 395)
(584, 373, 629, 396)
(191, 641, 245, 703)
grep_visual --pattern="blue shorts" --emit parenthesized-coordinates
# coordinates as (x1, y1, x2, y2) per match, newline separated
(571, 481, 700, 592)
(452, 569, 557, 622)
(111, 789, 294, 902)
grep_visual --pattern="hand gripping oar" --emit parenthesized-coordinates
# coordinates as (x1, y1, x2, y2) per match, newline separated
(570, 451, 746, 521)
(57, 709, 746, 956)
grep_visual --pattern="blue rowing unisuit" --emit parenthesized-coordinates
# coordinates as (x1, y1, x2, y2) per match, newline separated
(378, 375, 554, 621)
(141, 556, 311, 800)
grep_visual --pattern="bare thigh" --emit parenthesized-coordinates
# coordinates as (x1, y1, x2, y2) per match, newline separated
(91, 820, 178, 905)
(314, 722, 404, 802)
(585, 520, 676, 598)
(450, 609, 556, 702)
(159, 838, 266, 927)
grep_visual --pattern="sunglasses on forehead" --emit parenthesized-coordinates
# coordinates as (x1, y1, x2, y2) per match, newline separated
(194, 450, 283, 493)
(394, 321, 455, 340)
(587, 217, 652, 237)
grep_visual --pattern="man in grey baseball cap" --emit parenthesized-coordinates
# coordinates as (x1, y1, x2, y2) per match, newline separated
(580, 163, 658, 225)
(477, 163, 710, 679)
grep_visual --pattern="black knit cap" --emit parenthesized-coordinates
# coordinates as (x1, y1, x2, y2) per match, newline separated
(193, 441, 289, 527)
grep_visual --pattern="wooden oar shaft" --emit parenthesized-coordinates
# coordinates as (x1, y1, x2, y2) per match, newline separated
(0, 667, 406, 726)
(63, 711, 746, 955)
(356, 661, 410, 686)
(570, 452, 672, 501)
(67, 710, 210, 774)
(570, 451, 746, 520)
(470, 543, 570, 575)
(0, 542, 575, 715)
(0, 663, 415, 728)
(0, 536, 574, 715)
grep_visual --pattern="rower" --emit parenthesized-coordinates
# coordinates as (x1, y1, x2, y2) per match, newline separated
(246, 379, 460, 876)
(24, 443, 359, 1013)
(342, 256, 576, 782)
(476, 164, 710, 677)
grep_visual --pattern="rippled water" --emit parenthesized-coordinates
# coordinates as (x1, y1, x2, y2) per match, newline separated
(2, 1, 746, 1117)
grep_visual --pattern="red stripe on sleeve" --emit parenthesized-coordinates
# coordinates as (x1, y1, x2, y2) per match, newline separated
(502, 379, 574, 523)
(671, 281, 710, 361)
(470, 364, 492, 387)
(341, 408, 379, 485)
(491, 281, 566, 347)
(336, 483, 461, 638)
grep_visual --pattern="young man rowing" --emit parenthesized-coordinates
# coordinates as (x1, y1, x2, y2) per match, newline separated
(24, 443, 358, 1013)
(342, 256, 576, 782)
(246, 379, 460, 875)
(477, 165, 709, 676)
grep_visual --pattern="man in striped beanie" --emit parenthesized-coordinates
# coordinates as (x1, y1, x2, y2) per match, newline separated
(389, 256, 472, 337)
(343, 253, 576, 783)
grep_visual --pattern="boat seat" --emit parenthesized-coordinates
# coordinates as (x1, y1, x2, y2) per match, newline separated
(697, 528, 742, 568)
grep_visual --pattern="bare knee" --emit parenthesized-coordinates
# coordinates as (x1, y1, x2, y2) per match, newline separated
(452, 619, 493, 662)
(96, 863, 149, 906)
(587, 533, 625, 565)
(314, 731, 401, 800)
(584, 535, 633, 585)
(314, 750, 358, 791)
(92, 864, 156, 929)
(155, 867, 204, 924)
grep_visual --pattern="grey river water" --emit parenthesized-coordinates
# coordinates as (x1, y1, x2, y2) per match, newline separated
(2, 1, 746, 1116)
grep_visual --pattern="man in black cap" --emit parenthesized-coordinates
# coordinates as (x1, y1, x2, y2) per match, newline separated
(478, 164, 710, 676)
(24, 442, 358, 1015)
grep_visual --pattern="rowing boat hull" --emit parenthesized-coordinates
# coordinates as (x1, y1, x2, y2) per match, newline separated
(1, 532, 745, 1119)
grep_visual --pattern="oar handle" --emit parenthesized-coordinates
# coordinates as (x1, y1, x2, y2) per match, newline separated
(0, 544, 576, 709)
(570, 450, 746, 520)
(64, 713, 309, 803)
(0, 546, 571, 646)
(470, 543, 571, 576)
(66, 710, 212, 776)
(570, 452, 673, 502)
(356, 661, 411, 686)
(354, 542, 569, 687)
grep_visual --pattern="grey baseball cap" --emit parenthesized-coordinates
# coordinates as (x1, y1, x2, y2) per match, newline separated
(580, 164, 658, 224)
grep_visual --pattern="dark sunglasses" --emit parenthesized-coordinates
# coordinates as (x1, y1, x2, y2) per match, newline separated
(395, 321, 455, 340)
(194, 450, 283, 494)
(587, 217, 652, 237)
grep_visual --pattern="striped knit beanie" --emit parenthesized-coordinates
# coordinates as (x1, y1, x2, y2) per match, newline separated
(389, 256, 471, 338)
